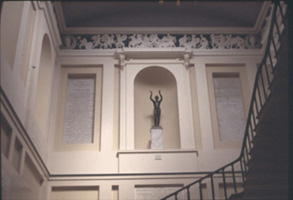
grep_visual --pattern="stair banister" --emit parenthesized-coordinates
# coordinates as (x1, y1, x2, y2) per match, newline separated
(161, 1, 287, 199)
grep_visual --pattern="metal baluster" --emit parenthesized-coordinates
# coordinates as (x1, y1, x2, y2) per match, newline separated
(249, 122, 254, 144)
(222, 169, 228, 200)
(231, 164, 238, 194)
(271, 34, 278, 56)
(245, 142, 250, 161)
(199, 182, 203, 200)
(251, 108, 257, 132)
(175, 193, 178, 200)
(240, 159, 245, 183)
(256, 85, 263, 109)
(264, 63, 271, 88)
(278, 3, 285, 22)
(274, 19, 281, 37)
(254, 95, 259, 115)
(186, 187, 190, 200)
(268, 51, 274, 70)
(247, 123, 252, 151)
(260, 69, 267, 99)
(242, 147, 248, 174)
(211, 176, 215, 200)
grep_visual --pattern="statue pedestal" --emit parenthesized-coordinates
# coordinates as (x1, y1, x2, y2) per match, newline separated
(151, 126, 164, 150)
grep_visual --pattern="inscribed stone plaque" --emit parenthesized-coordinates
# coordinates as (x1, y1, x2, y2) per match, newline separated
(213, 75, 246, 142)
(64, 75, 96, 144)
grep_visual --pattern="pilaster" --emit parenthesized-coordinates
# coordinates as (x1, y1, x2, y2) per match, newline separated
(193, 61, 214, 150)
(100, 60, 116, 152)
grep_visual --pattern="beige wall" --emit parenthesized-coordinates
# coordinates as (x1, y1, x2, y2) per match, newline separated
(19, 2, 36, 83)
(1, 1, 266, 199)
(134, 66, 180, 149)
(1, 1, 24, 69)
(1, 101, 45, 200)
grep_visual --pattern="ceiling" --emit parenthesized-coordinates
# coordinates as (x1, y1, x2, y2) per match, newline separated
(54, 1, 269, 34)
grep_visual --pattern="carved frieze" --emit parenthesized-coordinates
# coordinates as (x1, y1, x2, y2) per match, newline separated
(60, 33, 262, 50)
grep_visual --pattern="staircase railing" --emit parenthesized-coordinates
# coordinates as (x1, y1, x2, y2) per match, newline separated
(161, 1, 287, 200)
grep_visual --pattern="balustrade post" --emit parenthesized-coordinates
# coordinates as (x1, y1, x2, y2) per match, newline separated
(231, 164, 238, 194)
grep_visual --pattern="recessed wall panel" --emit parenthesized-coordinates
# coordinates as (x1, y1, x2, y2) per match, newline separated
(1, 116, 12, 158)
(12, 138, 22, 172)
(51, 186, 99, 200)
(135, 185, 184, 200)
(212, 74, 246, 142)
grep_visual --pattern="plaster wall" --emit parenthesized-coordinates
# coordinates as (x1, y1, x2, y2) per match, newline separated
(48, 53, 259, 174)
(1, 1, 24, 70)
(1, 101, 47, 200)
(1, 1, 264, 199)
(0, 1, 60, 164)
(46, 174, 243, 200)
(1, 1, 28, 126)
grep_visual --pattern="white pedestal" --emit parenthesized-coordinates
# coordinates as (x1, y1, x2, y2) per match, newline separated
(151, 127, 164, 150)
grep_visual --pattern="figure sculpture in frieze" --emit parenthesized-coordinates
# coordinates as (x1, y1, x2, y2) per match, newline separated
(61, 35, 77, 49)
(78, 37, 93, 49)
(159, 34, 176, 48)
(198, 34, 209, 49)
(149, 34, 160, 47)
(211, 34, 227, 49)
(179, 34, 189, 47)
(129, 34, 143, 47)
(92, 35, 102, 48)
(115, 34, 127, 48)
(100, 34, 115, 49)
(150, 90, 163, 127)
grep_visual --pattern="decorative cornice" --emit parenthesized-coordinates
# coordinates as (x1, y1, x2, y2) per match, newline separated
(60, 33, 262, 50)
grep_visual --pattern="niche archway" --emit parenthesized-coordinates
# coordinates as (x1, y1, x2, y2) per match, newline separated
(134, 66, 180, 149)
(34, 34, 53, 135)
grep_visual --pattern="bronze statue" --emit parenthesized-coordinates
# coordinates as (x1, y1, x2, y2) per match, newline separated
(150, 90, 163, 127)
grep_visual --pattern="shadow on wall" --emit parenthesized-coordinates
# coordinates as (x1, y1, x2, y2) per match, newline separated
(134, 66, 180, 150)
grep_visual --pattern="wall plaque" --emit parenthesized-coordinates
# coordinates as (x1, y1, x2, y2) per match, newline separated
(64, 76, 96, 144)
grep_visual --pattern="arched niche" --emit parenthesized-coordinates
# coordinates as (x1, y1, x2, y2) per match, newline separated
(34, 34, 53, 135)
(134, 66, 180, 149)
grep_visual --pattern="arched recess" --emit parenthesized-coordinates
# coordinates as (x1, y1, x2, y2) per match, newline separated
(134, 66, 180, 149)
(34, 34, 53, 135)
